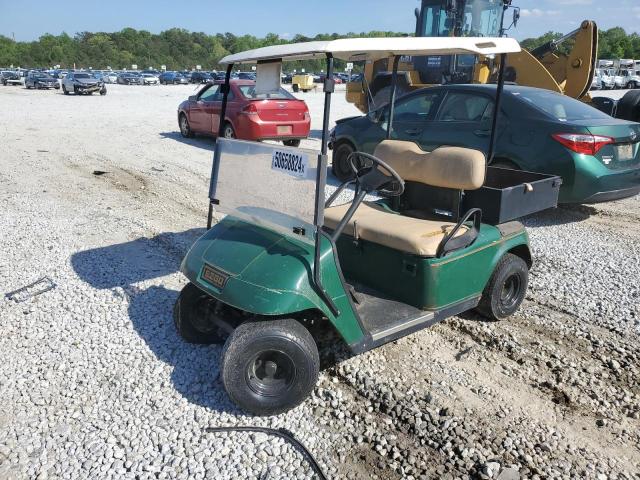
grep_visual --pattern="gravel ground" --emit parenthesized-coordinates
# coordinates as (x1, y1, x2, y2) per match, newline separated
(0, 83, 639, 480)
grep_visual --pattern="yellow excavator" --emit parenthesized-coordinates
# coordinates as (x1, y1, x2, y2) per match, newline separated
(346, 0, 598, 112)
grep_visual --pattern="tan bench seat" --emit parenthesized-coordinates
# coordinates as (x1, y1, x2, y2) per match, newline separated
(324, 201, 467, 257)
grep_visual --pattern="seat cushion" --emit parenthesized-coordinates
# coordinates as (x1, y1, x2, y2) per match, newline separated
(373, 140, 486, 190)
(324, 202, 467, 257)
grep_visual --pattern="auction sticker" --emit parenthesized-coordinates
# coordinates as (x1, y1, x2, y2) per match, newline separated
(271, 150, 309, 179)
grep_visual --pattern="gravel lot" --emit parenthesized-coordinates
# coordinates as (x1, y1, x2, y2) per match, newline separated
(0, 83, 639, 480)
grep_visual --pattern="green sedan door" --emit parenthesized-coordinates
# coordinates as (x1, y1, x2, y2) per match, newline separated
(389, 90, 444, 143)
(417, 90, 499, 153)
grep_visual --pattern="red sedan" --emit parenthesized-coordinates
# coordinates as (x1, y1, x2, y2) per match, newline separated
(177, 79, 310, 146)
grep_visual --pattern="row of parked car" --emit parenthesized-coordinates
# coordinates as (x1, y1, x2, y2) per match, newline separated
(0, 69, 108, 95)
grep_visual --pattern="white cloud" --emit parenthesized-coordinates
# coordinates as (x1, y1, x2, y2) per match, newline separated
(554, 0, 593, 4)
(520, 8, 560, 18)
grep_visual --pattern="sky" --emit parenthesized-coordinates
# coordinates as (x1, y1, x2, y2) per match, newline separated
(0, 0, 638, 42)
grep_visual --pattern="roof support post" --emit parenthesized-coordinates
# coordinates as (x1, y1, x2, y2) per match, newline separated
(487, 53, 506, 166)
(312, 54, 339, 317)
(207, 63, 234, 229)
(386, 56, 401, 140)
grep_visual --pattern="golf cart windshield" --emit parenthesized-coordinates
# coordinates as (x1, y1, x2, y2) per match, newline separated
(210, 139, 320, 244)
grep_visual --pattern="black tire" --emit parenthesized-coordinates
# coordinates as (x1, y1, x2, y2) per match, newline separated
(476, 253, 529, 321)
(222, 122, 235, 139)
(283, 139, 301, 147)
(62, 85, 69, 95)
(179, 113, 194, 138)
(292, 84, 299, 93)
(616, 90, 640, 122)
(100, 87, 107, 96)
(173, 283, 225, 344)
(331, 141, 356, 181)
(221, 318, 319, 415)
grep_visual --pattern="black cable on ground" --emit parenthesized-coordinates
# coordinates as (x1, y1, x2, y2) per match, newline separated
(204, 426, 328, 480)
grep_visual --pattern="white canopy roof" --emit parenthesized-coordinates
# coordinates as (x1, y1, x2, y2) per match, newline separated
(219, 36, 521, 65)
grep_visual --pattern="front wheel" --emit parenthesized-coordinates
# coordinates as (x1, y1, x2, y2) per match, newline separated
(221, 318, 319, 415)
(62, 85, 69, 95)
(179, 113, 194, 138)
(476, 253, 529, 321)
(331, 142, 356, 181)
(283, 139, 301, 147)
(173, 283, 225, 344)
(100, 87, 107, 96)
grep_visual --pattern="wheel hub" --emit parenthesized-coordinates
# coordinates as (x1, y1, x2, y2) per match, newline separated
(500, 274, 521, 309)
(247, 350, 296, 397)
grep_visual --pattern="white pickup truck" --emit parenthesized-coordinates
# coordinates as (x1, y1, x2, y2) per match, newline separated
(614, 68, 640, 89)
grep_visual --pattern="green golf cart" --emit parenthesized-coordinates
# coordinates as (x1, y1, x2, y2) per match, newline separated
(174, 37, 561, 415)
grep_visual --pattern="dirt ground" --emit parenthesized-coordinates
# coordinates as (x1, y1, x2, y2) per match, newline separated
(0, 83, 639, 480)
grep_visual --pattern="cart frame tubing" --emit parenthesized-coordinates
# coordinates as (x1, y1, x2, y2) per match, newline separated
(487, 53, 506, 165)
(207, 63, 234, 229)
(314, 54, 339, 316)
(386, 56, 402, 140)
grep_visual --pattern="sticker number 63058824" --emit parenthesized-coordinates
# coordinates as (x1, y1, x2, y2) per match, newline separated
(271, 150, 309, 178)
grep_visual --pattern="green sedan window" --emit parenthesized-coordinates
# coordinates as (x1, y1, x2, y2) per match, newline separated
(438, 92, 492, 122)
(387, 91, 442, 123)
(513, 89, 610, 121)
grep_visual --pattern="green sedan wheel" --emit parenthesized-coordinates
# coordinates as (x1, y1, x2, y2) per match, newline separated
(331, 142, 356, 181)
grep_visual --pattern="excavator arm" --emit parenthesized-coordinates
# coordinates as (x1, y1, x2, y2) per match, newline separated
(503, 20, 598, 99)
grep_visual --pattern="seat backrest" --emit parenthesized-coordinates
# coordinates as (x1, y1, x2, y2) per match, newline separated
(373, 140, 486, 191)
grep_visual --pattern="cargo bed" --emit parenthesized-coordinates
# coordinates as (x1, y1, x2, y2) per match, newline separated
(463, 167, 562, 225)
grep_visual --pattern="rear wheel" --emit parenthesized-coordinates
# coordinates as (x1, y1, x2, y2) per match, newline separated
(476, 253, 529, 321)
(283, 139, 301, 147)
(179, 113, 194, 138)
(173, 283, 225, 344)
(221, 318, 319, 415)
(222, 122, 235, 139)
(331, 142, 356, 181)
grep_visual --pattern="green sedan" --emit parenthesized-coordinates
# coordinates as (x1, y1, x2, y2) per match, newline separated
(330, 85, 640, 204)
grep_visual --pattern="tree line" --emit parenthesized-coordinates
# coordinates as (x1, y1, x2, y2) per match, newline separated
(0, 29, 406, 72)
(1, 26, 639, 71)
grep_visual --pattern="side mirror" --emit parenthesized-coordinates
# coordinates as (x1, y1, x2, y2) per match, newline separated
(513, 8, 520, 28)
(188, 95, 197, 102)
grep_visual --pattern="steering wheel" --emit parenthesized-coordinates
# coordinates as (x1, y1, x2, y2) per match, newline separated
(348, 151, 405, 197)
